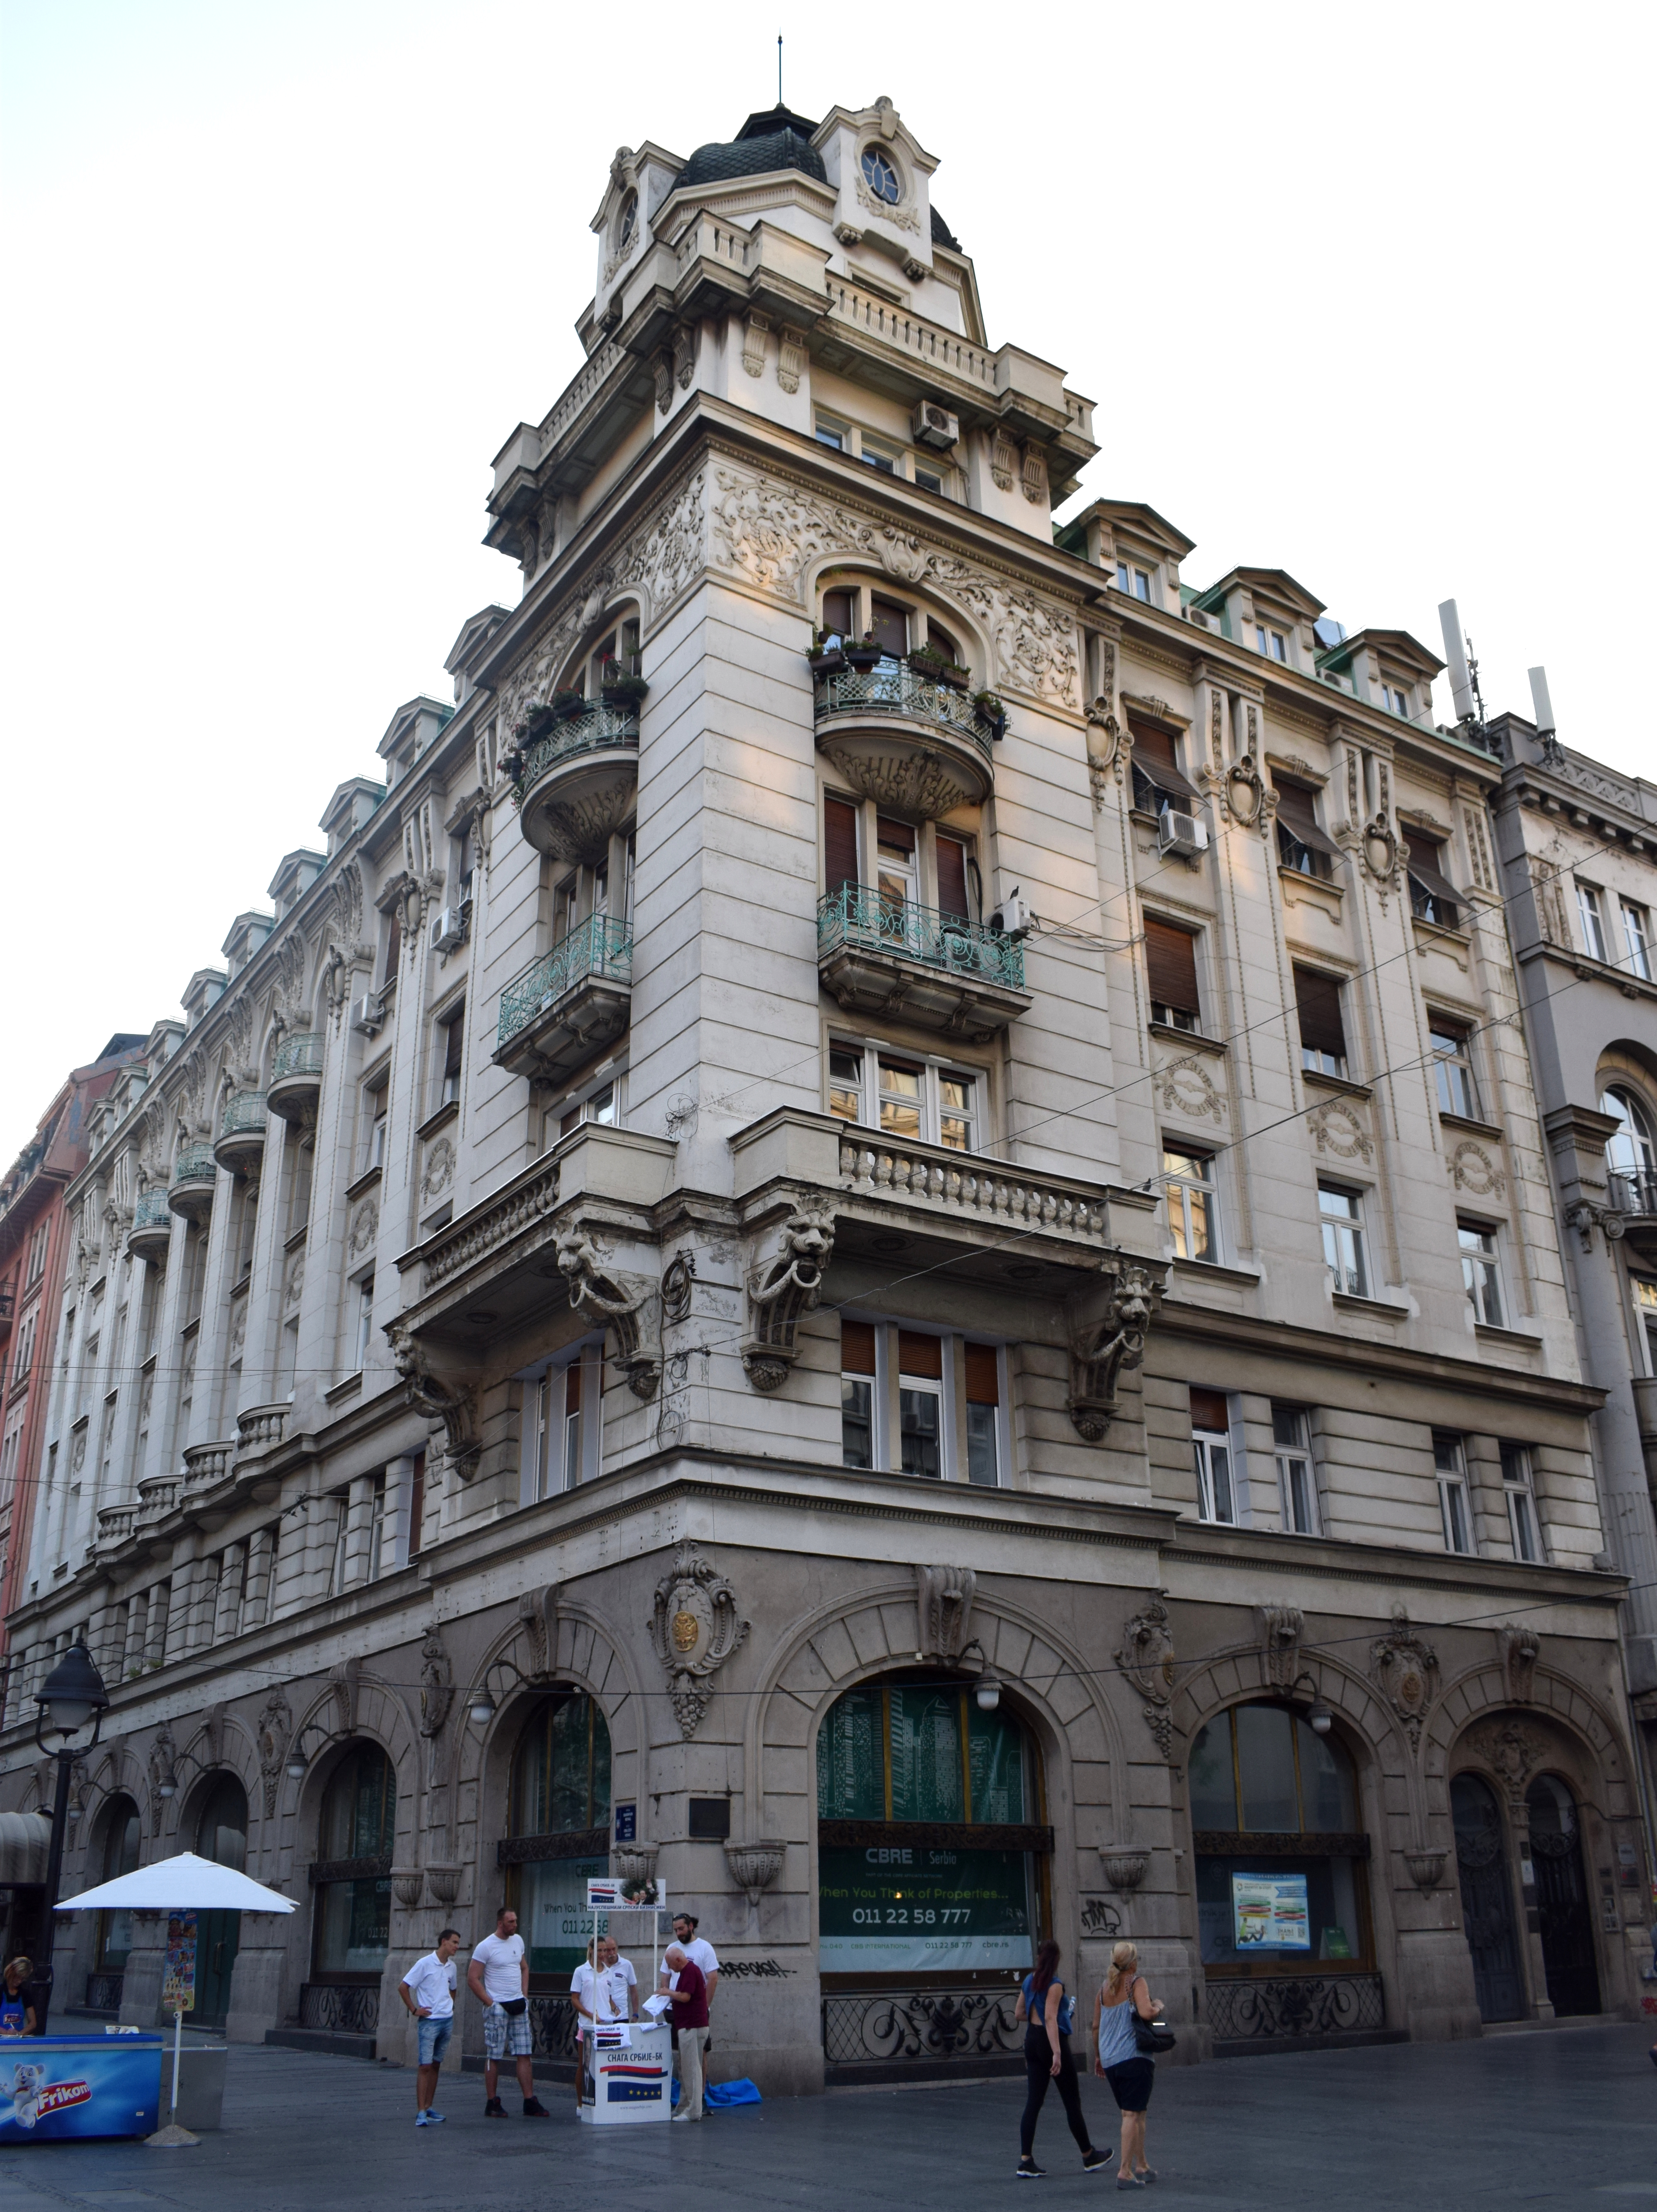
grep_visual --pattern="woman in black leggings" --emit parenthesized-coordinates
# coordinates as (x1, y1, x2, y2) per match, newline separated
(1014, 1939, 1113, 2179)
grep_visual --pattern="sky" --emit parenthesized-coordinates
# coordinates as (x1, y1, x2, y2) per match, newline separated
(2, 0, 1651, 1164)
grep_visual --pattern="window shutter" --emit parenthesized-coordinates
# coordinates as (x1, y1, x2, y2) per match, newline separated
(824, 797, 859, 895)
(444, 1009, 465, 1077)
(870, 596, 908, 657)
(1273, 782, 1344, 857)
(1189, 1387, 1230, 1434)
(384, 913, 401, 978)
(1129, 722, 1178, 773)
(936, 837, 969, 921)
(1293, 966, 1347, 1058)
(963, 1342, 999, 1405)
(841, 1319, 877, 1375)
(1144, 918, 1200, 1015)
(1406, 837, 1463, 915)
(896, 1329, 943, 1380)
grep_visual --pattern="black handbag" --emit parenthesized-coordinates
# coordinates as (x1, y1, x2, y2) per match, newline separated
(1132, 2011, 1175, 2055)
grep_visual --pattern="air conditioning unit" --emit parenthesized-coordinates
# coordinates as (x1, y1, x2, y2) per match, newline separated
(990, 891, 1034, 940)
(350, 994, 385, 1037)
(1185, 607, 1212, 630)
(430, 906, 468, 954)
(911, 400, 960, 452)
(1157, 810, 1210, 860)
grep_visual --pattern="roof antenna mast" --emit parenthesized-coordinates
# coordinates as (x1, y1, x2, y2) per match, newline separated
(778, 34, 783, 106)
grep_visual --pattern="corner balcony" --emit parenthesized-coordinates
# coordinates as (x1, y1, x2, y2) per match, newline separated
(494, 914, 633, 1084)
(269, 1031, 325, 1125)
(813, 661, 995, 818)
(214, 1089, 269, 1176)
(511, 706, 640, 865)
(128, 1186, 173, 1266)
(817, 884, 1031, 1036)
(168, 1140, 218, 1223)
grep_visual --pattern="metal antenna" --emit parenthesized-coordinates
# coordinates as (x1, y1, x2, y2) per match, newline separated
(1463, 632, 1489, 728)
(778, 34, 783, 105)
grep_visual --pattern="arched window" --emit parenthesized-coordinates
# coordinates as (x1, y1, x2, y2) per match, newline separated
(505, 1695, 612, 1985)
(196, 1777, 247, 1871)
(95, 1796, 141, 1973)
(815, 1677, 1039, 1984)
(312, 1744, 394, 1984)
(1601, 1086, 1657, 1186)
(1188, 1704, 1368, 1977)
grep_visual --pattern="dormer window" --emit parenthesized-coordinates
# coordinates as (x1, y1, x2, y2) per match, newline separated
(860, 147, 900, 205)
(1116, 562, 1152, 601)
(1380, 682, 1412, 717)
(1255, 624, 1288, 662)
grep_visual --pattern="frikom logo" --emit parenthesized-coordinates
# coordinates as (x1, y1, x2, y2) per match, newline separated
(36, 2081, 93, 2120)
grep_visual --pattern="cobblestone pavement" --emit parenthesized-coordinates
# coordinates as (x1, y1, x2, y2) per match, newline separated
(0, 2026, 1651, 2212)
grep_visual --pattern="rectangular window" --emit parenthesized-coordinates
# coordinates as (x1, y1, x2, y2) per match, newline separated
(1431, 1020, 1481, 1119)
(1144, 916, 1201, 1032)
(869, 596, 908, 659)
(913, 464, 944, 495)
(875, 814, 917, 918)
(353, 1275, 375, 1372)
(1319, 1183, 1368, 1298)
(935, 835, 970, 923)
(831, 1045, 980, 1152)
(820, 587, 856, 641)
(1380, 682, 1412, 717)
(1294, 966, 1348, 1077)
(1273, 1404, 1318, 1534)
(964, 1341, 1000, 1488)
(814, 420, 845, 452)
(824, 794, 859, 897)
(1190, 1387, 1236, 1524)
(1577, 882, 1609, 962)
(558, 1082, 616, 1139)
(1459, 1222, 1505, 1328)
(1634, 1277, 1657, 1374)
(1434, 1432, 1473, 1554)
(365, 1087, 388, 1172)
(329, 1492, 349, 1597)
(406, 1449, 425, 1565)
(1408, 838, 1461, 930)
(1129, 723, 1201, 817)
(1621, 901, 1652, 981)
(367, 1472, 387, 1582)
(1255, 625, 1287, 661)
(1273, 782, 1339, 879)
(1500, 1442, 1541, 1563)
(828, 1045, 865, 1125)
(561, 1360, 582, 1490)
(841, 1320, 876, 1471)
(897, 1329, 944, 1480)
(438, 1004, 465, 1108)
(1115, 561, 1152, 601)
(1164, 1147, 1216, 1263)
(382, 909, 401, 980)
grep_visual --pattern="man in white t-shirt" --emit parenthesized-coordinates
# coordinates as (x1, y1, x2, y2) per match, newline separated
(570, 1934, 638, 2109)
(398, 1929, 461, 2127)
(659, 1914, 720, 2013)
(467, 1905, 549, 2120)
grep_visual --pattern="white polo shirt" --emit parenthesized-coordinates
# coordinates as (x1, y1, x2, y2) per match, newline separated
(570, 1959, 636, 2037)
(471, 1930, 526, 2006)
(401, 1952, 457, 2019)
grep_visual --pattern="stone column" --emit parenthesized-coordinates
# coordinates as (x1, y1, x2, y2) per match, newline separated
(183, 1152, 237, 1454)
(243, 1524, 276, 1627)
(144, 1207, 193, 1484)
(225, 1901, 292, 2046)
(238, 1116, 295, 1422)
(342, 1473, 377, 1587)
(213, 1540, 247, 1641)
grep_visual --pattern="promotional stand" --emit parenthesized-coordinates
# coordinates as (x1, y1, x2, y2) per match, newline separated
(577, 1876, 671, 2126)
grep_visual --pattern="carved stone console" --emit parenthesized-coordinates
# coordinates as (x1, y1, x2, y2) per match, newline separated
(740, 1198, 835, 1392)
(1068, 1261, 1166, 1442)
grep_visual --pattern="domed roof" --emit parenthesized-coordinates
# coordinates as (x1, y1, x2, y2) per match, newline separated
(675, 104, 827, 191)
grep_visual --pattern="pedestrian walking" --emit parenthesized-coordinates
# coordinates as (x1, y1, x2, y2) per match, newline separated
(467, 1905, 550, 2119)
(571, 1933, 638, 2111)
(398, 1928, 462, 2127)
(1092, 1940, 1159, 2187)
(662, 1942, 710, 2123)
(1014, 1938, 1112, 2179)
(0, 1959, 36, 2037)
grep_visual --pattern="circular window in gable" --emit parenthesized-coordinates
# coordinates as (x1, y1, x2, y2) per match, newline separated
(860, 147, 900, 205)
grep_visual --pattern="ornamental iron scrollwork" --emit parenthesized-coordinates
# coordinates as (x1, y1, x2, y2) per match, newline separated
(1205, 1973, 1384, 2043)
(742, 1201, 835, 1391)
(821, 1987, 1023, 2067)
(298, 1983, 382, 2036)
(527, 1997, 580, 2062)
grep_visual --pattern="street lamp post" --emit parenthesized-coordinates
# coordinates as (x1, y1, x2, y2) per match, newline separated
(34, 1638, 111, 2034)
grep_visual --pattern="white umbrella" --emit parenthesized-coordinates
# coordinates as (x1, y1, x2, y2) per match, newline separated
(58, 1850, 295, 2144)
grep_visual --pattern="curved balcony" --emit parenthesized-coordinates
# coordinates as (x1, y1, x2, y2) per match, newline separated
(183, 1441, 232, 1490)
(512, 707, 640, 864)
(269, 1031, 325, 1125)
(95, 1504, 136, 1553)
(495, 913, 633, 1084)
(215, 1089, 269, 1176)
(128, 1186, 174, 1266)
(817, 884, 1031, 1036)
(168, 1140, 218, 1223)
(813, 661, 995, 819)
(135, 1474, 180, 1527)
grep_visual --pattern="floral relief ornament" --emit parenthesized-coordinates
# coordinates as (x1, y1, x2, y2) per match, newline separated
(649, 1541, 751, 1738)
(1308, 1098, 1372, 1163)
(1447, 1140, 1505, 1200)
(1156, 1054, 1226, 1125)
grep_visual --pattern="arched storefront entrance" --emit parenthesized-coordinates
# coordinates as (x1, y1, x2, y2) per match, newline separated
(1527, 1774, 1601, 2017)
(1452, 1772, 1524, 2022)
(90, 1796, 140, 2009)
(309, 1742, 395, 2021)
(503, 1693, 612, 1988)
(193, 1777, 248, 2028)
(815, 1675, 1046, 2072)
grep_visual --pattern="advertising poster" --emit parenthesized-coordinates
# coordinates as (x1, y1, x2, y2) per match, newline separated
(161, 1913, 197, 2012)
(0, 2036, 162, 2140)
(1231, 1873, 1311, 1952)
(519, 1855, 606, 1974)
(818, 1845, 1033, 1974)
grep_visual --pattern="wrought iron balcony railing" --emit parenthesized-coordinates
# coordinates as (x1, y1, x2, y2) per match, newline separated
(1610, 1167, 1657, 1219)
(813, 661, 994, 760)
(817, 883, 1027, 992)
(171, 1141, 217, 1188)
(511, 708, 640, 804)
(220, 1089, 268, 1138)
(133, 1188, 171, 1233)
(273, 1031, 325, 1081)
(498, 914, 634, 1049)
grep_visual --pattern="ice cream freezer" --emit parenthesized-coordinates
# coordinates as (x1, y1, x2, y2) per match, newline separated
(0, 2034, 165, 2140)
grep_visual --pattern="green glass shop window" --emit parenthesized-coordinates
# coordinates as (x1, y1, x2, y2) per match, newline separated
(508, 1694, 613, 1979)
(312, 1743, 395, 1981)
(816, 1680, 1026, 1824)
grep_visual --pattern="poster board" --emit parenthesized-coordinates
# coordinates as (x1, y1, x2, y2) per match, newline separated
(161, 1913, 197, 2012)
(1231, 1874, 1310, 1952)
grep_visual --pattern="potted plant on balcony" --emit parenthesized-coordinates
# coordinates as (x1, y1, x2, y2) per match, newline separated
(845, 631, 884, 673)
(807, 627, 845, 677)
(973, 689, 1007, 738)
(551, 686, 588, 720)
(906, 642, 947, 681)
(599, 657, 649, 706)
(938, 659, 973, 692)
(517, 699, 557, 741)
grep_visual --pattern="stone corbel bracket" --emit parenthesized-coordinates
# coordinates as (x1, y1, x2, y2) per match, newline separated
(740, 1195, 836, 1393)
(388, 1323, 481, 1477)
(1067, 1258, 1167, 1442)
(555, 1223, 661, 1398)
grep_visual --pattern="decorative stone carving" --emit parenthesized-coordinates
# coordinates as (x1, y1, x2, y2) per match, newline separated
(148, 1724, 176, 1829)
(1155, 1054, 1226, 1126)
(1495, 1623, 1540, 1704)
(661, 1248, 697, 1326)
(653, 346, 673, 415)
(673, 322, 696, 389)
(329, 1655, 362, 1736)
(1256, 1605, 1305, 1689)
(1114, 1600, 1176, 1760)
(283, 1249, 305, 1311)
(1085, 703, 1126, 808)
(916, 1566, 977, 1663)
(1099, 1850, 1149, 1893)
(555, 1227, 661, 1398)
(1403, 1849, 1447, 1891)
(419, 1623, 454, 1738)
(391, 1867, 424, 1910)
(612, 1840, 660, 1891)
(388, 1324, 480, 1476)
(256, 1689, 291, 1818)
(990, 430, 1017, 493)
(742, 1202, 834, 1391)
(425, 1864, 463, 1906)
(1447, 1141, 1505, 1200)
(741, 309, 769, 378)
(348, 1197, 379, 1258)
(777, 326, 807, 395)
(421, 1137, 456, 1202)
(1069, 1263, 1160, 1442)
(1369, 1605, 1439, 1754)
(518, 1584, 559, 1679)
(1565, 1199, 1624, 1251)
(649, 1541, 750, 1739)
(1466, 1717, 1547, 1803)
(725, 1839, 785, 1905)
(1308, 1099, 1373, 1164)
(1020, 442, 1048, 505)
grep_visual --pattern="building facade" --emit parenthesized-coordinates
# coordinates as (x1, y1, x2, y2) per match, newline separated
(2, 98, 1650, 2086)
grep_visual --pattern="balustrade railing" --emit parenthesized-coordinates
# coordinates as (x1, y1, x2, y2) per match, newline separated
(236, 1405, 288, 1453)
(498, 915, 633, 1049)
(183, 1442, 232, 1488)
(95, 1506, 136, 1548)
(273, 1031, 325, 1081)
(817, 883, 1026, 992)
(1609, 1168, 1657, 1219)
(171, 1142, 216, 1188)
(824, 283, 998, 389)
(511, 708, 640, 805)
(837, 1129, 1109, 1242)
(135, 1476, 179, 1524)
(813, 661, 994, 757)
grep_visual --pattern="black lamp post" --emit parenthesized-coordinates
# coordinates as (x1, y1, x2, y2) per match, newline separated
(34, 1638, 110, 2034)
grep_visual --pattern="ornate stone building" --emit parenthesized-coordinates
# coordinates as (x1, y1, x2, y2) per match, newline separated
(1, 99, 1649, 2084)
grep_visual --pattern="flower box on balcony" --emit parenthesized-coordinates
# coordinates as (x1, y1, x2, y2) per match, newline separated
(845, 638, 884, 673)
(552, 688, 587, 720)
(600, 671, 649, 706)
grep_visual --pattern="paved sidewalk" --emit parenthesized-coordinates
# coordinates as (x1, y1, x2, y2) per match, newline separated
(0, 2026, 1651, 2212)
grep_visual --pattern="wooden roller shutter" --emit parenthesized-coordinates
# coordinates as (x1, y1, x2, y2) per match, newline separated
(1293, 966, 1347, 1058)
(1144, 916, 1200, 1016)
(824, 797, 860, 896)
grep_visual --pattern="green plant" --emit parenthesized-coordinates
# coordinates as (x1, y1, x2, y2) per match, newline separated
(973, 689, 1005, 718)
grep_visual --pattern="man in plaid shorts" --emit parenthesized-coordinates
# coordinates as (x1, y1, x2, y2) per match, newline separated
(467, 1906, 550, 2118)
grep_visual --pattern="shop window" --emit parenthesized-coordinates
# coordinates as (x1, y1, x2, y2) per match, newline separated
(1190, 1387, 1237, 1525)
(94, 1797, 141, 1972)
(312, 1744, 394, 1983)
(1273, 1405, 1318, 1535)
(1434, 1431, 1474, 1554)
(1319, 1183, 1368, 1298)
(506, 1695, 613, 1984)
(1431, 1020, 1481, 1120)
(1144, 916, 1203, 1034)
(1500, 1442, 1542, 1562)
(1294, 966, 1348, 1079)
(1459, 1221, 1505, 1328)
(1188, 1704, 1368, 1976)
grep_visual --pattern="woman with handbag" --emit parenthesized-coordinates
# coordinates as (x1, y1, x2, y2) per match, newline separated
(1013, 1938, 1113, 2179)
(1093, 1940, 1167, 2187)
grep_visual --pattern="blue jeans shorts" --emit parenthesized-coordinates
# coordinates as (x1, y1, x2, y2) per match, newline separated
(418, 2016, 454, 2067)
